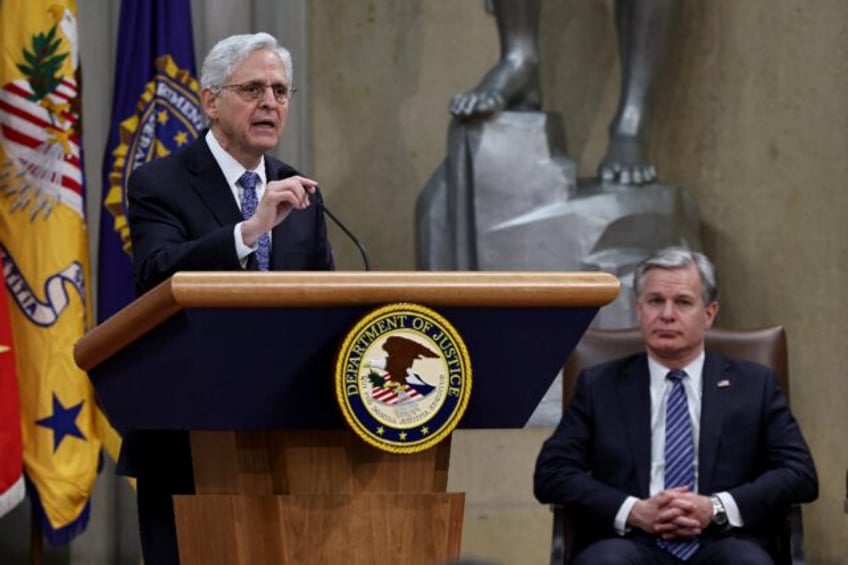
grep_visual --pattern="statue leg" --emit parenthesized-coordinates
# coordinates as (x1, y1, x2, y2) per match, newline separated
(450, 0, 542, 118)
(598, 0, 679, 185)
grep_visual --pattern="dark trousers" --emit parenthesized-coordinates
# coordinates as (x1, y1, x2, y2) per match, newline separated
(137, 474, 194, 565)
(125, 431, 195, 565)
(573, 534, 774, 565)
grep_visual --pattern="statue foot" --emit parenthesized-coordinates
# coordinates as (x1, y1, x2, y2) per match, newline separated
(598, 134, 657, 186)
(450, 56, 541, 119)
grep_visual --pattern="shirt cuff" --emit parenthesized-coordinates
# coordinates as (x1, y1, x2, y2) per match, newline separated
(716, 492, 744, 528)
(614, 496, 639, 535)
(234, 222, 256, 265)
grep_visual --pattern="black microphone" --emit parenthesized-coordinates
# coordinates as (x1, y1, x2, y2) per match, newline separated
(315, 197, 371, 271)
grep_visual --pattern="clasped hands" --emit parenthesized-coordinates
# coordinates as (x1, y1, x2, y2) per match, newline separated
(241, 175, 317, 247)
(628, 487, 713, 540)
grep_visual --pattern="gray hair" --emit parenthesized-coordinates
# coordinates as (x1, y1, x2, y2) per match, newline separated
(200, 32, 294, 91)
(633, 247, 718, 305)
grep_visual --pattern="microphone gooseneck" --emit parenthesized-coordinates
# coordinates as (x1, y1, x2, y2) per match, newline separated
(276, 168, 371, 271)
(315, 198, 371, 272)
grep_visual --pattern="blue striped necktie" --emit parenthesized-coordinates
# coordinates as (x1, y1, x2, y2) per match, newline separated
(238, 171, 270, 271)
(657, 369, 700, 561)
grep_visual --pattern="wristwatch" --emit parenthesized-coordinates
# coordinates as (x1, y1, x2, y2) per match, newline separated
(710, 495, 728, 528)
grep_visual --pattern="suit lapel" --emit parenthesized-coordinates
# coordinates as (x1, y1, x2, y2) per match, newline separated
(698, 352, 729, 493)
(617, 355, 652, 497)
(185, 137, 242, 226)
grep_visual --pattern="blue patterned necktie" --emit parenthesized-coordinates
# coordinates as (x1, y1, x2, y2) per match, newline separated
(657, 369, 700, 561)
(238, 171, 270, 271)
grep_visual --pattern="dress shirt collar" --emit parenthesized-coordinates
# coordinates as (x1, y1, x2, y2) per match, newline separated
(647, 350, 706, 391)
(205, 130, 267, 188)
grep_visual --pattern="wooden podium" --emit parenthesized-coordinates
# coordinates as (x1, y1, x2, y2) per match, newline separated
(75, 272, 618, 564)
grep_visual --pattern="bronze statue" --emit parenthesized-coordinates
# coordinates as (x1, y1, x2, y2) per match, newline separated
(450, 0, 678, 186)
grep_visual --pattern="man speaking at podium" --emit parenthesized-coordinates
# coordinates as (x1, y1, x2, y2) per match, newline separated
(123, 32, 334, 564)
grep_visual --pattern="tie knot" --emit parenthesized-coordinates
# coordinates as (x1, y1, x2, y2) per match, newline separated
(667, 369, 687, 383)
(239, 171, 259, 191)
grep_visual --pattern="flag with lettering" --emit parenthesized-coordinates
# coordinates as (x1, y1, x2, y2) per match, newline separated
(98, 0, 202, 321)
(0, 268, 23, 519)
(0, 0, 115, 543)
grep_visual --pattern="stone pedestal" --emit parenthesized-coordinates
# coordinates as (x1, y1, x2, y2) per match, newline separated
(417, 112, 577, 270)
(488, 181, 703, 326)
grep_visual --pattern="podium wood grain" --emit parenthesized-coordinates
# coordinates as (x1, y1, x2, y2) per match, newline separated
(174, 492, 464, 565)
(177, 431, 457, 564)
(189, 430, 450, 495)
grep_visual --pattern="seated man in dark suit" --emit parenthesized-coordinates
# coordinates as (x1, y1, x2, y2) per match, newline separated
(122, 32, 334, 564)
(534, 247, 817, 564)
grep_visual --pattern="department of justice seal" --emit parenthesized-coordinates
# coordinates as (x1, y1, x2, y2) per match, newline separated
(335, 303, 472, 454)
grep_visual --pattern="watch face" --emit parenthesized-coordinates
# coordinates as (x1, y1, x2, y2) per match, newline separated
(710, 497, 728, 526)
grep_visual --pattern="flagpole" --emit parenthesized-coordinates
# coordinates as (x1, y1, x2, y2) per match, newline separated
(30, 510, 42, 565)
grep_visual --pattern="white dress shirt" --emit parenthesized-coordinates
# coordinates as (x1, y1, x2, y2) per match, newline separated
(204, 130, 269, 266)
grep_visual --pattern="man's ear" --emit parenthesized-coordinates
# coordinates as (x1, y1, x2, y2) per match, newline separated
(200, 88, 218, 120)
(704, 301, 719, 329)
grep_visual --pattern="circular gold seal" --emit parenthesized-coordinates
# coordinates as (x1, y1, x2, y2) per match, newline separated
(335, 303, 472, 454)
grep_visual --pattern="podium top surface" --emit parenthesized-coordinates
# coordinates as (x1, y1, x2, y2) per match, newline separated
(75, 271, 618, 372)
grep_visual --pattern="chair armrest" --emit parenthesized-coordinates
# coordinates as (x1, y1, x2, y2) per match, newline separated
(789, 504, 805, 565)
(550, 504, 567, 565)
(766, 502, 806, 565)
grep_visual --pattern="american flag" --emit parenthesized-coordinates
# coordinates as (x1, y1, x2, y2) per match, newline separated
(0, 77, 84, 217)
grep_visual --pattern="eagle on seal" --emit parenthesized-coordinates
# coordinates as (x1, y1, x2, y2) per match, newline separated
(369, 335, 438, 396)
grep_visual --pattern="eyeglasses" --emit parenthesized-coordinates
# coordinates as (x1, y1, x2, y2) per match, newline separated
(219, 81, 296, 104)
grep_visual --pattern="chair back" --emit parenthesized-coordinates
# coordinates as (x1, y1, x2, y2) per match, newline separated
(563, 326, 789, 407)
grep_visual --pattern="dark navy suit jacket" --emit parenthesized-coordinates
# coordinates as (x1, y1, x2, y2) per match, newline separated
(127, 134, 334, 294)
(534, 352, 818, 554)
(118, 135, 335, 481)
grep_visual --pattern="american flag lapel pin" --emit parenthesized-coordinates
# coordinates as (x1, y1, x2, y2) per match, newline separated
(718, 379, 731, 388)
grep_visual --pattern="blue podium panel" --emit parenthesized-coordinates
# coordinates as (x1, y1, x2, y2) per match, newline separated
(91, 304, 598, 431)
